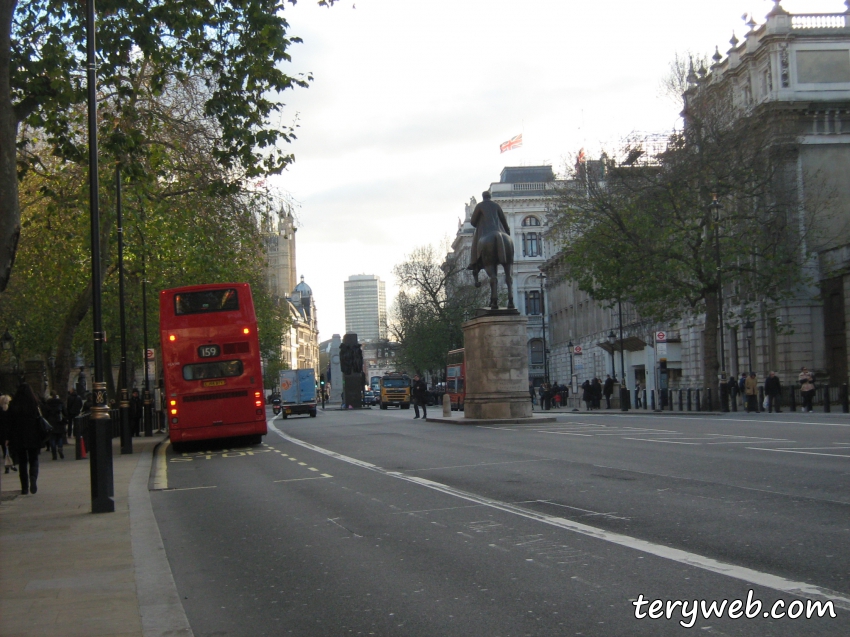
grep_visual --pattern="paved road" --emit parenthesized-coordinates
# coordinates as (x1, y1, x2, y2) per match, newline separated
(151, 407, 849, 636)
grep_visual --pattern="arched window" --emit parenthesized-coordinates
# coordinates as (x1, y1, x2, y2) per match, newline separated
(522, 216, 541, 227)
(530, 339, 544, 365)
(525, 290, 541, 315)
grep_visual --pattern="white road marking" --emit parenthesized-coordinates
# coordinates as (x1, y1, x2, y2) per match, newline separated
(747, 448, 850, 459)
(273, 476, 333, 483)
(405, 459, 550, 472)
(267, 419, 850, 611)
(620, 438, 700, 445)
(166, 485, 218, 492)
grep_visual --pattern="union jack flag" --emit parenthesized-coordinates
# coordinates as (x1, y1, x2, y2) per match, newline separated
(500, 133, 523, 153)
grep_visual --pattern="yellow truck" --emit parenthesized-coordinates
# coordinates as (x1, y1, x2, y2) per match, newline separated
(379, 373, 411, 410)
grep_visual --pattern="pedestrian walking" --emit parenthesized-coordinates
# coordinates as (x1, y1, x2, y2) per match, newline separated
(7, 383, 46, 495)
(553, 382, 562, 408)
(412, 374, 428, 419)
(634, 381, 642, 408)
(1, 394, 16, 475)
(66, 387, 83, 438)
(603, 375, 614, 409)
(591, 378, 603, 409)
(129, 388, 143, 436)
(764, 372, 782, 413)
(582, 380, 593, 411)
(745, 372, 759, 413)
(799, 367, 816, 413)
(44, 391, 66, 460)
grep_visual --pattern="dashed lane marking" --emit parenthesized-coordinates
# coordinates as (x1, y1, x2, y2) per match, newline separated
(273, 475, 333, 483)
(165, 486, 218, 492)
(747, 448, 850, 459)
(267, 419, 850, 612)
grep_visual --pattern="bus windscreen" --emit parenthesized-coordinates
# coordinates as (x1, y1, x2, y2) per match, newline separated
(175, 289, 239, 315)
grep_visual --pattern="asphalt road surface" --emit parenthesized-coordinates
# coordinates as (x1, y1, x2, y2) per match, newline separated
(150, 406, 850, 636)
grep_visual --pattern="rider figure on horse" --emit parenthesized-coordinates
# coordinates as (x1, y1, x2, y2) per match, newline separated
(467, 191, 515, 310)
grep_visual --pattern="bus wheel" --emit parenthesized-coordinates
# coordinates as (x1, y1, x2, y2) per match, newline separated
(171, 442, 184, 454)
(249, 434, 263, 445)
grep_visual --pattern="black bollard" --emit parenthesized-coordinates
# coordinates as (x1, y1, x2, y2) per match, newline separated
(679, 389, 684, 411)
(789, 386, 796, 412)
(824, 385, 831, 413)
(842, 384, 849, 414)
(650, 390, 656, 411)
(758, 386, 765, 412)
(643, 389, 648, 410)
(687, 389, 692, 411)
(695, 389, 701, 411)
(730, 386, 737, 412)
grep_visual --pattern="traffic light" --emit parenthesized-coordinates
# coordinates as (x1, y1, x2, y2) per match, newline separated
(320, 373, 326, 386)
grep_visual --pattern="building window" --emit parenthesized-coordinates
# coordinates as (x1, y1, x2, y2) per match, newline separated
(522, 216, 540, 227)
(522, 232, 542, 257)
(526, 290, 541, 315)
(530, 339, 544, 365)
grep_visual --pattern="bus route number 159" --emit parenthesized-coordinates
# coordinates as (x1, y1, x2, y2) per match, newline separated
(198, 345, 221, 358)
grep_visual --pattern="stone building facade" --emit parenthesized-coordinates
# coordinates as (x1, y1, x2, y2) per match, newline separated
(544, 1, 850, 398)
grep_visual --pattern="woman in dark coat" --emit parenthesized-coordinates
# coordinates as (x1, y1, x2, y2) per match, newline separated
(8, 383, 45, 495)
(581, 380, 593, 411)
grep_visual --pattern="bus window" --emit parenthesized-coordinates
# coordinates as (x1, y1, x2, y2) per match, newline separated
(175, 288, 239, 315)
(183, 360, 244, 381)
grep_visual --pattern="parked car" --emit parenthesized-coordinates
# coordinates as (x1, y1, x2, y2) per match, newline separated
(363, 390, 376, 406)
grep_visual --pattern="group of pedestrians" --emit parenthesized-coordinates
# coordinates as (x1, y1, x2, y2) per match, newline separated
(734, 367, 817, 413)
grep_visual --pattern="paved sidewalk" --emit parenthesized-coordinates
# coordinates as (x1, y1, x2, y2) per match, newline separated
(0, 435, 192, 637)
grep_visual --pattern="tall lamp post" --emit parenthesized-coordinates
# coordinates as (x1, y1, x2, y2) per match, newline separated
(568, 340, 579, 411)
(618, 298, 629, 411)
(709, 194, 729, 412)
(537, 271, 549, 384)
(85, 0, 114, 513)
(744, 320, 755, 373)
(116, 163, 132, 454)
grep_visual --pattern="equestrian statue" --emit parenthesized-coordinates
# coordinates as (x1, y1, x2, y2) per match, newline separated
(467, 191, 515, 310)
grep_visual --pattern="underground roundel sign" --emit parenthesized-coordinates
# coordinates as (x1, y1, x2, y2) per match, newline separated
(656, 331, 667, 342)
(573, 345, 583, 355)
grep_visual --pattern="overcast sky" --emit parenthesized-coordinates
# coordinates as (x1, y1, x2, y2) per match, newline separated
(271, 0, 839, 341)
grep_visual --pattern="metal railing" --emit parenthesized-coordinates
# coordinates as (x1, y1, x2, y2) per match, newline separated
(636, 384, 850, 413)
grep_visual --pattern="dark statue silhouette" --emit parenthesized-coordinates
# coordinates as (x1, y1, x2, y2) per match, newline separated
(467, 191, 515, 310)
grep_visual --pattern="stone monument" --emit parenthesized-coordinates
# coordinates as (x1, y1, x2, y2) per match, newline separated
(462, 191, 532, 420)
(340, 333, 365, 409)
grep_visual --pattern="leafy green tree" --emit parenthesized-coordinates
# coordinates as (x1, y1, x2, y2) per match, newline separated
(551, 83, 833, 401)
(1, 0, 337, 292)
(390, 243, 487, 378)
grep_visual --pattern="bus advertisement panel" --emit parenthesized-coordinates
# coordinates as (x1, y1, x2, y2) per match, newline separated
(446, 348, 465, 411)
(160, 283, 267, 446)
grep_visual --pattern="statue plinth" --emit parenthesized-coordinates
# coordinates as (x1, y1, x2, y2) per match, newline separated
(463, 311, 532, 420)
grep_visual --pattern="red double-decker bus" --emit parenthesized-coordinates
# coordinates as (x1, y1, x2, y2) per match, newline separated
(160, 283, 267, 448)
(446, 348, 465, 411)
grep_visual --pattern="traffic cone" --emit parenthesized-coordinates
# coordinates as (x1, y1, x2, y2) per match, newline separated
(78, 436, 87, 460)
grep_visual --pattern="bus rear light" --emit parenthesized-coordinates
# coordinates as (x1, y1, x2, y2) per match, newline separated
(254, 391, 261, 398)
(170, 400, 177, 407)
(169, 334, 176, 342)
(255, 400, 263, 407)
(170, 408, 178, 416)
(243, 327, 250, 334)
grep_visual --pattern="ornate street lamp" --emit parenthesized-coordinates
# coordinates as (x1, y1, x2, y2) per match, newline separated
(710, 193, 729, 412)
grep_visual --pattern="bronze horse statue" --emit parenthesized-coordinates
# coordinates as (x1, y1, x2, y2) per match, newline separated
(467, 192, 515, 310)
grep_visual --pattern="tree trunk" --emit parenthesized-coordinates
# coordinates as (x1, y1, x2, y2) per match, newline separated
(702, 292, 720, 410)
(0, 0, 20, 291)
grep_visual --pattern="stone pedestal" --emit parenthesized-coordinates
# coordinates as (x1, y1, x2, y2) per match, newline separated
(463, 310, 532, 420)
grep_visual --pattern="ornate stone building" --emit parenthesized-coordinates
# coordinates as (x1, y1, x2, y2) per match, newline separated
(545, 1, 850, 399)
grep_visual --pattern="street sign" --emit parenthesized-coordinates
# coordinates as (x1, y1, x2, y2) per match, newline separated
(655, 331, 667, 343)
(656, 343, 667, 356)
(573, 345, 583, 355)
(146, 348, 155, 360)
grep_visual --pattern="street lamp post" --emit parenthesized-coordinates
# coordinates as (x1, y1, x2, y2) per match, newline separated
(618, 298, 629, 411)
(567, 340, 579, 411)
(607, 331, 616, 378)
(85, 0, 114, 513)
(116, 163, 132, 455)
(744, 320, 755, 373)
(710, 194, 729, 412)
(537, 271, 549, 384)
